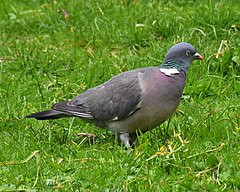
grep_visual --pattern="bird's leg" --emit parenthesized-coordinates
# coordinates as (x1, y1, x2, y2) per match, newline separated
(119, 132, 138, 148)
(119, 133, 131, 148)
(129, 133, 138, 146)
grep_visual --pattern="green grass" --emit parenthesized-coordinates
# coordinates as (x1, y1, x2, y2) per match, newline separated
(0, 0, 239, 191)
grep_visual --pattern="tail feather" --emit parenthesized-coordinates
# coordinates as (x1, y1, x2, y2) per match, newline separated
(26, 109, 68, 120)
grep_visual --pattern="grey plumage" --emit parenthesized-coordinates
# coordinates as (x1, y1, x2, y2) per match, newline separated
(26, 42, 203, 147)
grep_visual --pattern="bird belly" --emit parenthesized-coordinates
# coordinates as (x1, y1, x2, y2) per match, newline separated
(106, 99, 179, 134)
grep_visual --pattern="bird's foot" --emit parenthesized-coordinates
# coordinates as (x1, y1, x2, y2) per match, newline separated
(76, 133, 96, 138)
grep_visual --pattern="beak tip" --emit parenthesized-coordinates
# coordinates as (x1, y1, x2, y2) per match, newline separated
(194, 53, 204, 60)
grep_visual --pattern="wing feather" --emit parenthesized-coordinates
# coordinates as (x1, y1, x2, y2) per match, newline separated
(56, 70, 143, 121)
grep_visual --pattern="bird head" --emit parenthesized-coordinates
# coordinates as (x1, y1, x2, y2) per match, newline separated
(161, 42, 204, 74)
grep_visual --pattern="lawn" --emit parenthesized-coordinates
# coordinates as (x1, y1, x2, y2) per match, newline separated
(0, 0, 239, 191)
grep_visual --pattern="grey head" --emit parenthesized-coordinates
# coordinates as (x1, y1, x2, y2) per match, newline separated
(160, 42, 203, 74)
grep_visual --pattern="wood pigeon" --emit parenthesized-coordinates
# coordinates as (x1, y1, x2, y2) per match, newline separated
(26, 42, 203, 147)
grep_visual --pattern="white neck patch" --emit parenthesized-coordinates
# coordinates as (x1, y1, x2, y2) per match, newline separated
(159, 68, 180, 76)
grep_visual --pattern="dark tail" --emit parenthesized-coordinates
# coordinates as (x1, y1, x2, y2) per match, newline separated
(26, 109, 68, 120)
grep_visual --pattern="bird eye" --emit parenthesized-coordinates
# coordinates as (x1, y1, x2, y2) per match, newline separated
(186, 50, 190, 56)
